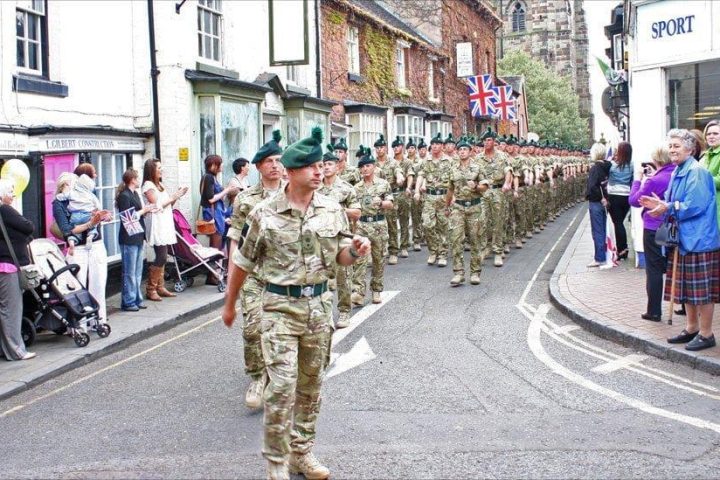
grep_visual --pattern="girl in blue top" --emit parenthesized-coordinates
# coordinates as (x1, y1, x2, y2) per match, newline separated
(607, 142, 633, 259)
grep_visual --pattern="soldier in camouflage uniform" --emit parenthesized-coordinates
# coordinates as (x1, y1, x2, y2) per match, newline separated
(444, 133, 457, 160)
(446, 136, 489, 286)
(319, 149, 361, 328)
(351, 148, 393, 306)
(415, 132, 451, 267)
(223, 128, 370, 480)
(374, 135, 404, 265)
(226, 131, 284, 411)
(335, 138, 361, 186)
(404, 137, 423, 250)
(409, 138, 427, 250)
(392, 136, 412, 258)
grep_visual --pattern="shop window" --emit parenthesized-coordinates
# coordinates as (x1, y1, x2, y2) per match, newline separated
(667, 59, 720, 131)
(90, 153, 129, 260)
(511, 2, 526, 33)
(395, 114, 424, 145)
(16, 0, 45, 74)
(348, 26, 360, 75)
(346, 113, 385, 159)
(198, 0, 222, 62)
(286, 109, 329, 146)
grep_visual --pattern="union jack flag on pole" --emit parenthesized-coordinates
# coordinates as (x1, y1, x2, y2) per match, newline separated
(467, 74, 497, 118)
(491, 85, 517, 122)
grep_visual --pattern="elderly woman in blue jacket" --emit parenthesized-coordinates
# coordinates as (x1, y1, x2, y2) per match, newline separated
(641, 128, 720, 351)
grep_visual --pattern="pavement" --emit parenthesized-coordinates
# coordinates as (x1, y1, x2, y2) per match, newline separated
(550, 213, 720, 376)
(0, 282, 225, 401)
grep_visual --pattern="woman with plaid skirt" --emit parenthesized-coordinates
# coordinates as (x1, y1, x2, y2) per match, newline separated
(641, 129, 720, 352)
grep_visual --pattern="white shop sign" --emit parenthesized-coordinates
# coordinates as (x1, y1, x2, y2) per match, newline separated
(635, 0, 713, 66)
(456, 42, 473, 78)
(31, 136, 145, 153)
(0, 131, 29, 156)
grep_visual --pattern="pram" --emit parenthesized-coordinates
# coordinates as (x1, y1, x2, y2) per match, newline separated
(22, 238, 111, 348)
(167, 209, 227, 293)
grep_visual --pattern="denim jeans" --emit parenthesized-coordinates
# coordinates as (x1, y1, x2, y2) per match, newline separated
(588, 201, 607, 262)
(121, 243, 145, 308)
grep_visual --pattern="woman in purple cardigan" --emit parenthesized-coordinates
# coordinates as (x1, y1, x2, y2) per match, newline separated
(629, 145, 675, 321)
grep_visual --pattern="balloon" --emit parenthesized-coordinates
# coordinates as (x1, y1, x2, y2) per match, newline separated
(1, 159, 30, 195)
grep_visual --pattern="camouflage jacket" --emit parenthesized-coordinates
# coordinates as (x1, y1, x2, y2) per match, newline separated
(375, 158, 404, 190)
(448, 160, 488, 201)
(480, 150, 512, 187)
(226, 180, 283, 243)
(233, 188, 352, 285)
(340, 165, 361, 186)
(354, 177, 392, 216)
(417, 156, 451, 189)
(318, 176, 361, 210)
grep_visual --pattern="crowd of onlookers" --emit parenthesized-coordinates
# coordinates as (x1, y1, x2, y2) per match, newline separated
(0, 154, 251, 362)
(586, 120, 720, 352)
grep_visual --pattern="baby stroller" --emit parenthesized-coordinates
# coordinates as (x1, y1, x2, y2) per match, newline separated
(167, 209, 227, 293)
(22, 238, 111, 348)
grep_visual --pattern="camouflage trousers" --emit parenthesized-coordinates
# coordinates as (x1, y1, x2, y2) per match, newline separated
(411, 196, 424, 244)
(353, 220, 388, 294)
(481, 189, 507, 254)
(449, 202, 485, 276)
(261, 290, 334, 463)
(396, 192, 411, 250)
(336, 264, 352, 313)
(386, 200, 400, 256)
(422, 193, 448, 257)
(241, 274, 264, 380)
(504, 191, 521, 244)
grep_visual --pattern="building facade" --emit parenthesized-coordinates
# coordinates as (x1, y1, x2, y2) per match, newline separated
(495, 0, 593, 136)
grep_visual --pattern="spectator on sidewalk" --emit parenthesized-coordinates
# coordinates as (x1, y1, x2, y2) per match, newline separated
(629, 145, 674, 322)
(607, 142, 633, 260)
(700, 120, 720, 226)
(117, 169, 156, 312)
(585, 142, 611, 268)
(641, 129, 719, 351)
(0, 179, 36, 361)
(142, 158, 188, 301)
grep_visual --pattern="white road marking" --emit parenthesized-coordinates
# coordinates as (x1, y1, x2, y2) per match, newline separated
(331, 291, 399, 348)
(326, 337, 377, 379)
(592, 354, 649, 374)
(553, 324, 580, 335)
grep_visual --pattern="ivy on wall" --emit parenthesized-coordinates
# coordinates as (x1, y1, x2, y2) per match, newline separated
(364, 27, 399, 100)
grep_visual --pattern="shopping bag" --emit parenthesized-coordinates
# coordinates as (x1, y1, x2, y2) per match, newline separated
(604, 210, 618, 267)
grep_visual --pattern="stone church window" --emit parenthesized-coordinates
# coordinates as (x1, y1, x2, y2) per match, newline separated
(511, 2, 526, 33)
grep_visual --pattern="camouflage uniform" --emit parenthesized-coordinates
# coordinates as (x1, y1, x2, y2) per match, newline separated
(410, 156, 426, 244)
(375, 158, 403, 256)
(227, 181, 282, 382)
(448, 160, 488, 278)
(318, 177, 360, 315)
(352, 177, 391, 295)
(417, 156, 451, 260)
(340, 165, 361, 186)
(232, 188, 351, 464)
(480, 150, 512, 255)
(396, 156, 415, 251)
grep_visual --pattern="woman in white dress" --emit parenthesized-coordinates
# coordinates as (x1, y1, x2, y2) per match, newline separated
(141, 158, 188, 301)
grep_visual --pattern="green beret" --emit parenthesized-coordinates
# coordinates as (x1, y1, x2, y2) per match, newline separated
(357, 148, 375, 167)
(323, 144, 339, 161)
(480, 127, 497, 141)
(391, 136, 403, 148)
(506, 134, 517, 145)
(518, 138, 527, 147)
(252, 129, 282, 164)
(456, 136, 472, 149)
(281, 127, 324, 169)
(374, 134, 386, 147)
(498, 135, 508, 144)
(334, 137, 348, 151)
(417, 138, 427, 149)
(355, 144, 365, 158)
(444, 133, 455, 144)
(406, 137, 416, 148)
(430, 133, 444, 145)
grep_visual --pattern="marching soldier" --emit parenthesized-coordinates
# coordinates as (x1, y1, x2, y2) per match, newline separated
(446, 136, 488, 286)
(319, 148, 361, 328)
(351, 148, 393, 306)
(335, 138, 360, 186)
(222, 128, 371, 480)
(374, 135, 404, 265)
(444, 133, 457, 160)
(415, 132, 451, 267)
(405, 137, 424, 250)
(392, 136, 412, 259)
(226, 130, 284, 410)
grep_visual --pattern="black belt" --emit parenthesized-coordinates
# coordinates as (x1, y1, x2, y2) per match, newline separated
(359, 214, 385, 222)
(427, 188, 447, 195)
(266, 282, 328, 298)
(492, 183, 504, 188)
(391, 187, 403, 193)
(454, 198, 483, 207)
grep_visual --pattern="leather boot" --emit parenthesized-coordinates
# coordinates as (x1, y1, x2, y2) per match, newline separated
(146, 266, 162, 302)
(156, 265, 177, 297)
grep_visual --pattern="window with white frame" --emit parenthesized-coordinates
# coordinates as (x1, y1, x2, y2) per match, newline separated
(90, 153, 129, 261)
(396, 42, 408, 90)
(428, 120, 451, 140)
(346, 113, 385, 160)
(198, 0, 222, 62)
(613, 33, 624, 70)
(395, 114, 424, 145)
(16, 0, 45, 73)
(348, 26, 360, 75)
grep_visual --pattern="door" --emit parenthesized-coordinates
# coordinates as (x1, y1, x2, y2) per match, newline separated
(43, 154, 77, 241)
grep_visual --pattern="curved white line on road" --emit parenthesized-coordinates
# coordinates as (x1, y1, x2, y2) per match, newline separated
(526, 304, 720, 434)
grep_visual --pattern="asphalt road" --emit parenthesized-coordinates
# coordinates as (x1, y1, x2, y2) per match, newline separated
(1, 204, 719, 479)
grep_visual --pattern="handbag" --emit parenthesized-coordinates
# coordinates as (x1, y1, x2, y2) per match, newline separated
(655, 214, 679, 247)
(0, 210, 43, 290)
(196, 176, 217, 236)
